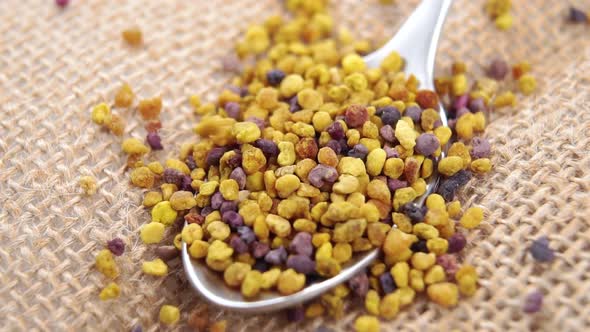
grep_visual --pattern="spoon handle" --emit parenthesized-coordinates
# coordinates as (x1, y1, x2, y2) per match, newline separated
(363, 0, 453, 90)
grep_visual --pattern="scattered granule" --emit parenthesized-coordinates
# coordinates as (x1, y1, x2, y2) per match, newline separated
(159, 305, 180, 325)
(493, 91, 517, 108)
(91, 103, 111, 126)
(455, 265, 478, 296)
(487, 58, 509, 80)
(79, 175, 98, 195)
(155, 245, 179, 261)
(95, 249, 118, 278)
(142, 258, 168, 276)
(568, 7, 588, 23)
(130, 166, 155, 188)
(187, 305, 209, 331)
(354, 315, 380, 332)
(146, 132, 163, 150)
(512, 61, 531, 79)
(99, 282, 120, 301)
(138, 97, 162, 120)
(485, 0, 513, 30)
(459, 206, 484, 229)
(427, 282, 459, 307)
(107, 114, 126, 136)
(495, 13, 513, 30)
(518, 74, 537, 95)
(286, 305, 305, 322)
(529, 236, 555, 262)
(447, 233, 467, 253)
(122, 138, 149, 155)
(106, 238, 125, 256)
(55, 0, 69, 7)
(523, 290, 544, 313)
(210, 320, 227, 332)
(122, 28, 143, 46)
(140, 222, 165, 244)
(221, 54, 243, 73)
(114, 84, 134, 108)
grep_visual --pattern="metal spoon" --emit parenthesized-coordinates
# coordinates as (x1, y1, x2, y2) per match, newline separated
(182, 0, 453, 313)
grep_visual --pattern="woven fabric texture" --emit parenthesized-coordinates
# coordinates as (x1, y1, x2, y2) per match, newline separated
(1, 0, 589, 331)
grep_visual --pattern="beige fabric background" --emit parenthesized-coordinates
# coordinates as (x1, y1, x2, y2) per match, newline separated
(1, 0, 589, 331)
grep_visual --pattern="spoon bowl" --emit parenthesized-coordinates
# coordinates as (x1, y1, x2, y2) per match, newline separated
(183, 0, 453, 313)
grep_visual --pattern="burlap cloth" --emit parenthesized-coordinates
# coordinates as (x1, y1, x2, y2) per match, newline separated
(1, 0, 589, 331)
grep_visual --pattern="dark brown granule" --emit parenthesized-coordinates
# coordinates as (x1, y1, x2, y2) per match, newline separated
(155, 245, 179, 261)
(145, 121, 162, 133)
(107, 238, 125, 256)
(447, 233, 467, 253)
(295, 137, 319, 159)
(487, 58, 509, 80)
(187, 305, 210, 331)
(348, 272, 369, 298)
(185, 211, 205, 225)
(344, 104, 369, 128)
(415, 90, 439, 109)
(126, 154, 142, 169)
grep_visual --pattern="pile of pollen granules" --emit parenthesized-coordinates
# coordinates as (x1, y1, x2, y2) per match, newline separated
(89, 1, 537, 331)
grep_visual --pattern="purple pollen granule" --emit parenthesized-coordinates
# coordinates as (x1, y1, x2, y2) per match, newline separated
(530, 236, 555, 262)
(487, 58, 509, 80)
(107, 238, 125, 256)
(286, 305, 305, 322)
(447, 233, 467, 253)
(146, 132, 163, 150)
(523, 290, 544, 313)
(379, 272, 397, 294)
(289, 232, 313, 257)
(404, 105, 422, 123)
(470, 137, 491, 159)
(205, 147, 226, 167)
(162, 168, 184, 186)
(569, 7, 588, 23)
(348, 144, 369, 160)
(265, 246, 288, 265)
(286, 255, 316, 275)
(415, 133, 440, 156)
(453, 94, 469, 111)
(266, 69, 286, 86)
(289, 96, 301, 113)
(378, 106, 401, 126)
(326, 121, 344, 140)
(229, 235, 249, 254)
(224, 101, 241, 119)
